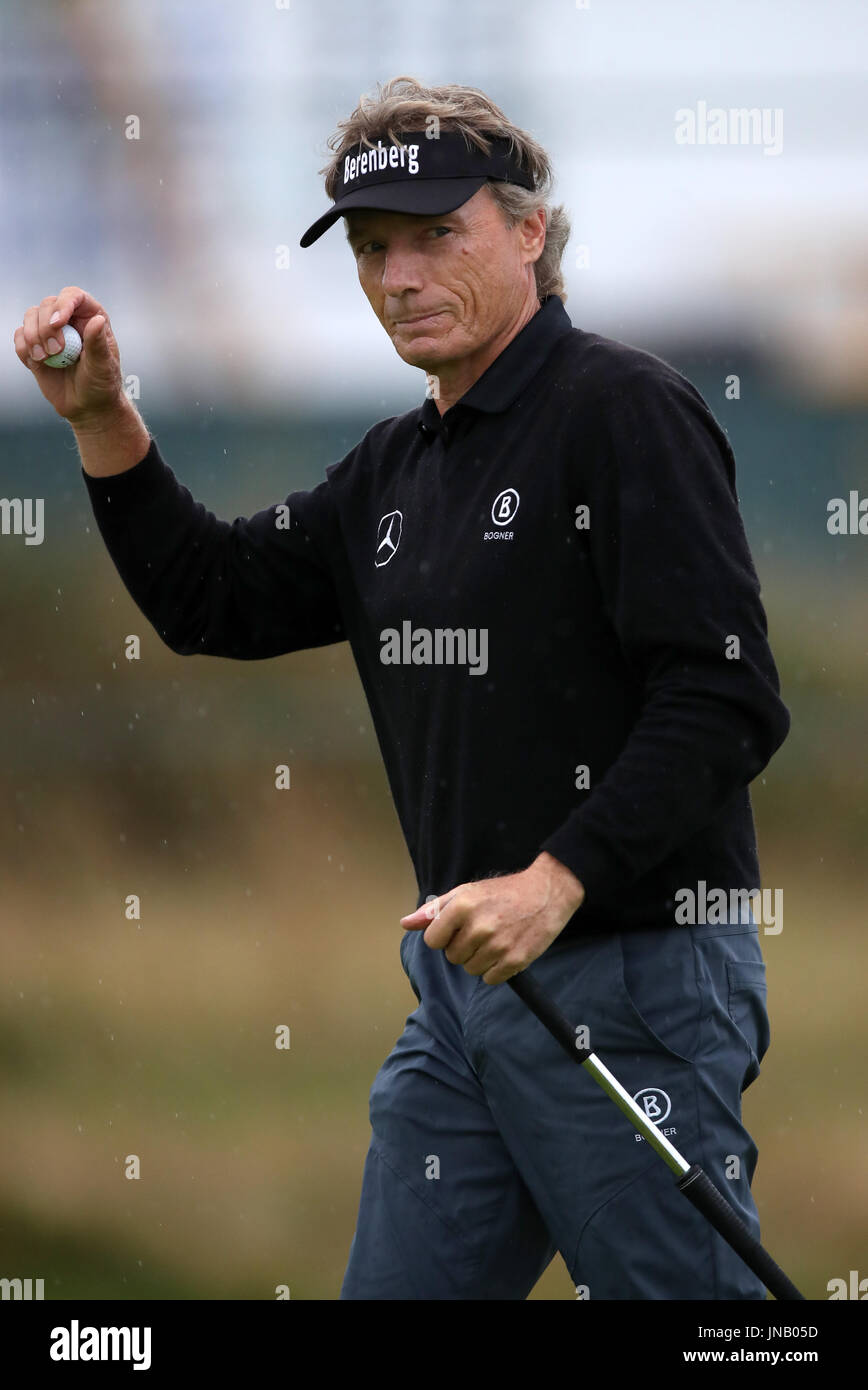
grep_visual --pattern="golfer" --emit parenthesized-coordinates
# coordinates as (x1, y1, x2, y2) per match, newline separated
(14, 76, 791, 1300)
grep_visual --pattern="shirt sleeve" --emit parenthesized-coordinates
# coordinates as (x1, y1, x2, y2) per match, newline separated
(81, 435, 347, 658)
(538, 359, 791, 908)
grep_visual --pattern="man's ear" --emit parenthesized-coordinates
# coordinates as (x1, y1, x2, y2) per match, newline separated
(520, 207, 546, 266)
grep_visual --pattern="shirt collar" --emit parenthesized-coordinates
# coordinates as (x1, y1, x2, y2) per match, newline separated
(417, 294, 574, 437)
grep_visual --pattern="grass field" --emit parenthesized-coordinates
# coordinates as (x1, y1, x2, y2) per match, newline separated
(2, 772, 864, 1300)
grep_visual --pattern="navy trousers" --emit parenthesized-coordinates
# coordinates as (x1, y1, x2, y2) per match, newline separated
(340, 920, 771, 1300)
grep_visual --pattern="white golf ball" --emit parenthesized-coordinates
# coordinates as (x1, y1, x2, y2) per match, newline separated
(43, 323, 83, 369)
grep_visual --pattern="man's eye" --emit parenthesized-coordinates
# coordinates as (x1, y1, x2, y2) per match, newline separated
(357, 228, 449, 254)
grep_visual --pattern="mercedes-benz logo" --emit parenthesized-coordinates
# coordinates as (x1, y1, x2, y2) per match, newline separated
(375, 510, 403, 566)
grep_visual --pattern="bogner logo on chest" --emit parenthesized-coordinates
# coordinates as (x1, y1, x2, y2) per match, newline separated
(484, 488, 520, 541)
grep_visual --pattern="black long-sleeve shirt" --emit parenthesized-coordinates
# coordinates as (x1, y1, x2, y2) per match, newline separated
(80, 294, 790, 936)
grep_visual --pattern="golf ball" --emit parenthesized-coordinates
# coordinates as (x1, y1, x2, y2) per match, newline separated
(43, 323, 82, 369)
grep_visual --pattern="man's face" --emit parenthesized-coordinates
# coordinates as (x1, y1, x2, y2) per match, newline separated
(344, 187, 545, 372)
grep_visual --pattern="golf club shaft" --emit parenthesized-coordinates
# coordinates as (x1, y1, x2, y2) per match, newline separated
(507, 968, 805, 1301)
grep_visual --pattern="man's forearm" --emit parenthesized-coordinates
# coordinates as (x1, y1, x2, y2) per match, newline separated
(72, 398, 152, 478)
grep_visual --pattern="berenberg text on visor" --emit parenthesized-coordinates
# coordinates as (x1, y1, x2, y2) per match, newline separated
(343, 140, 420, 185)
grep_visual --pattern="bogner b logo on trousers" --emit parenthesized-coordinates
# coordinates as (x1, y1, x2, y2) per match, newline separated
(632, 1087, 677, 1143)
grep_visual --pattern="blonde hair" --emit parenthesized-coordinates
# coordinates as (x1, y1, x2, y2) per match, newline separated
(319, 76, 571, 303)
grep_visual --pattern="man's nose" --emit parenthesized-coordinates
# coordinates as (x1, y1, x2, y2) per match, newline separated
(380, 246, 424, 296)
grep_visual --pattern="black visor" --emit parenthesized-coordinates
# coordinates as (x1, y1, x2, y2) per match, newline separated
(299, 131, 535, 248)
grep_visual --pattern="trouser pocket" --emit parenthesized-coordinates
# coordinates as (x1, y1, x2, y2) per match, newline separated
(399, 929, 421, 1001)
(726, 958, 770, 1086)
(616, 926, 702, 1064)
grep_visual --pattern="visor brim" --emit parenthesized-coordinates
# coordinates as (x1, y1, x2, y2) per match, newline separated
(299, 176, 490, 248)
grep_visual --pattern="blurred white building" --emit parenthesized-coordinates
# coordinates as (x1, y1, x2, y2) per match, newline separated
(2, 0, 865, 416)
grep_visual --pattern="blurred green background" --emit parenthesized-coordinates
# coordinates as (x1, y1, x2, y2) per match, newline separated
(2, 377, 866, 1299)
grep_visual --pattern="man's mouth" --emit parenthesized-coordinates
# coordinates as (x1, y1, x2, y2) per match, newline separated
(393, 310, 447, 326)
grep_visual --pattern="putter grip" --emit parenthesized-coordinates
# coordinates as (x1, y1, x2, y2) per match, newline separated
(508, 970, 593, 1062)
(677, 1165, 805, 1301)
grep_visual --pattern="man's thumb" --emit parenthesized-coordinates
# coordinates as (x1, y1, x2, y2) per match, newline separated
(84, 315, 109, 353)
